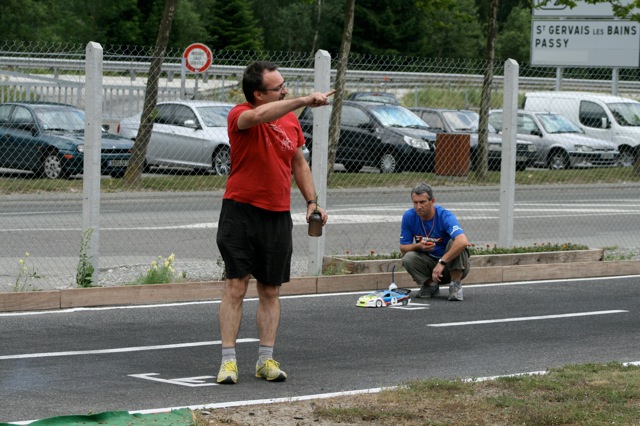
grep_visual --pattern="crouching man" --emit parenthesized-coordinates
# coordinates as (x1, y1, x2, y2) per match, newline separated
(400, 183, 470, 301)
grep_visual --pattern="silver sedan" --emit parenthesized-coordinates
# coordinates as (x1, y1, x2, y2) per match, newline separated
(489, 110, 619, 170)
(118, 100, 234, 175)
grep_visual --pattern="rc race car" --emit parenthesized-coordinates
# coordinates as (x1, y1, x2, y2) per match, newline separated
(356, 283, 412, 308)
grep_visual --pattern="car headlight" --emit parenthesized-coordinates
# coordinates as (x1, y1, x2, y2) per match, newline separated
(77, 144, 85, 152)
(488, 144, 501, 152)
(575, 144, 593, 152)
(403, 136, 431, 150)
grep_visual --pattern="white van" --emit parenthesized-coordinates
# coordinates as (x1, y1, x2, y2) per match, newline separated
(523, 91, 640, 166)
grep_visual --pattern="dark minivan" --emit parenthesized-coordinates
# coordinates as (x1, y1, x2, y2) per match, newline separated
(299, 101, 436, 173)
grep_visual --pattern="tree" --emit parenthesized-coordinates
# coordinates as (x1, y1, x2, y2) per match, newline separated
(419, 0, 484, 59)
(495, 5, 531, 62)
(311, 0, 324, 55)
(476, 0, 500, 181)
(327, 0, 355, 183)
(0, 0, 50, 42)
(124, 0, 179, 184)
(207, 0, 263, 51)
(167, 0, 210, 48)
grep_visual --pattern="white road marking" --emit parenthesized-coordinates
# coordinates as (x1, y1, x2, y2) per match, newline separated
(14, 363, 640, 424)
(389, 303, 429, 310)
(3, 276, 639, 318)
(128, 361, 640, 414)
(128, 373, 218, 387)
(428, 310, 628, 327)
(0, 338, 258, 360)
(3, 201, 640, 232)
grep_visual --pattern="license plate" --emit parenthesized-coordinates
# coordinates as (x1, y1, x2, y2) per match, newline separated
(109, 160, 128, 167)
(601, 153, 614, 159)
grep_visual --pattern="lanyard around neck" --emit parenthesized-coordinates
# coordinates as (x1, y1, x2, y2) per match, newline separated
(420, 213, 436, 237)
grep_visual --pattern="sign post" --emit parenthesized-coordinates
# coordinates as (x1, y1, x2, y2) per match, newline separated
(183, 43, 213, 73)
(181, 43, 213, 99)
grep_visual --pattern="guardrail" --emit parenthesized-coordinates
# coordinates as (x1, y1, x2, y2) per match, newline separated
(3, 54, 639, 92)
(2, 54, 640, 122)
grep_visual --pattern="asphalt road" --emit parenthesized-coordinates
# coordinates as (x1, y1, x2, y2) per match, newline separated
(2, 182, 640, 289)
(1, 275, 639, 423)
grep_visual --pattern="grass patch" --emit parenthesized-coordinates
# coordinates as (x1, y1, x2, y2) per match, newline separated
(331, 243, 589, 261)
(469, 242, 589, 255)
(199, 362, 640, 425)
(126, 254, 186, 285)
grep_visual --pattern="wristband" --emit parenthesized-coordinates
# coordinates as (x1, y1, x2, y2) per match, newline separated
(307, 199, 317, 206)
(438, 258, 447, 266)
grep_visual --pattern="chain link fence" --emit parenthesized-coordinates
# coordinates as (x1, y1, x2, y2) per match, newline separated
(1, 40, 639, 291)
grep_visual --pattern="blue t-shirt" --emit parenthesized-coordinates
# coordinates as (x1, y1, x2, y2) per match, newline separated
(399, 205, 465, 258)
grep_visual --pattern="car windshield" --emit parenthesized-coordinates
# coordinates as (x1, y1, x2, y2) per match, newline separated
(369, 105, 430, 129)
(608, 102, 640, 126)
(352, 93, 398, 104)
(536, 113, 581, 134)
(35, 107, 85, 132)
(442, 110, 498, 132)
(196, 105, 233, 127)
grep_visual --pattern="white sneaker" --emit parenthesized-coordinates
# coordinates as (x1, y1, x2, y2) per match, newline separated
(448, 281, 463, 301)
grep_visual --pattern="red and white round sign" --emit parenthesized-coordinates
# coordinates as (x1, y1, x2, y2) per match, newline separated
(183, 43, 212, 73)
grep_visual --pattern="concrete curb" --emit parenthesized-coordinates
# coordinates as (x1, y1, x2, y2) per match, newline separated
(2, 260, 640, 313)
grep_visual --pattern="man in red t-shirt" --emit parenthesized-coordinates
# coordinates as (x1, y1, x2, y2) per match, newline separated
(215, 61, 333, 384)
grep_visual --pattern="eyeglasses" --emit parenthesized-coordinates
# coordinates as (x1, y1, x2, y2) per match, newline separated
(261, 81, 286, 92)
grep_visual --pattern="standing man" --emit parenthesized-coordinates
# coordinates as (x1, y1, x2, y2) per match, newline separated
(400, 183, 470, 301)
(215, 61, 333, 384)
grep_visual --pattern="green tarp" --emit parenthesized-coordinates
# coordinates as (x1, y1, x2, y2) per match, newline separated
(0, 408, 193, 426)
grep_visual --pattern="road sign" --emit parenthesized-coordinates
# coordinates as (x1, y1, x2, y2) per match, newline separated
(532, 0, 638, 18)
(530, 19, 640, 67)
(182, 43, 212, 73)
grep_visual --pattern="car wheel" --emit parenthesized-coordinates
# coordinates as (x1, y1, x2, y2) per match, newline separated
(212, 146, 231, 175)
(40, 152, 69, 179)
(110, 169, 126, 179)
(515, 162, 528, 171)
(343, 162, 361, 173)
(618, 147, 636, 167)
(375, 300, 383, 308)
(402, 298, 409, 306)
(470, 151, 478, 171)
(378, 152, 399, 173)
(547, 150, 570, 170)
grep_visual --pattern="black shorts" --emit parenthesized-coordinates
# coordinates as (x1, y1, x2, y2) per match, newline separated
(216, 199, 293, 286)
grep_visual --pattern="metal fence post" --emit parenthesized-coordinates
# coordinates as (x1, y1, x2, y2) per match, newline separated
(499, 58, 519, 248)
(83, 41, 103, 285)
(308, 49, 331, 276)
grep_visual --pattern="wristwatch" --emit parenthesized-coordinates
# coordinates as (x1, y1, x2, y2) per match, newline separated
(438, 258, 447, 266)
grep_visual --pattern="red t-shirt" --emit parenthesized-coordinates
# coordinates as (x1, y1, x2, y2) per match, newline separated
(224, 102, 305, 211)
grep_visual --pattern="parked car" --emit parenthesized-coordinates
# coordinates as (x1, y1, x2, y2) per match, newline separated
(345, 92, 400, 105)
(410, 108, 537, 171)
(488, 110, 619, 170)
(523, 91, 640, 167)
(299, 101, 436, 173)
(118, 100, 234, 175)
(0, 102, 132, 179)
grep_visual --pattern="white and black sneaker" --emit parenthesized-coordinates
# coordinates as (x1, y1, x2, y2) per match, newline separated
(448, 281, 463, 301)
